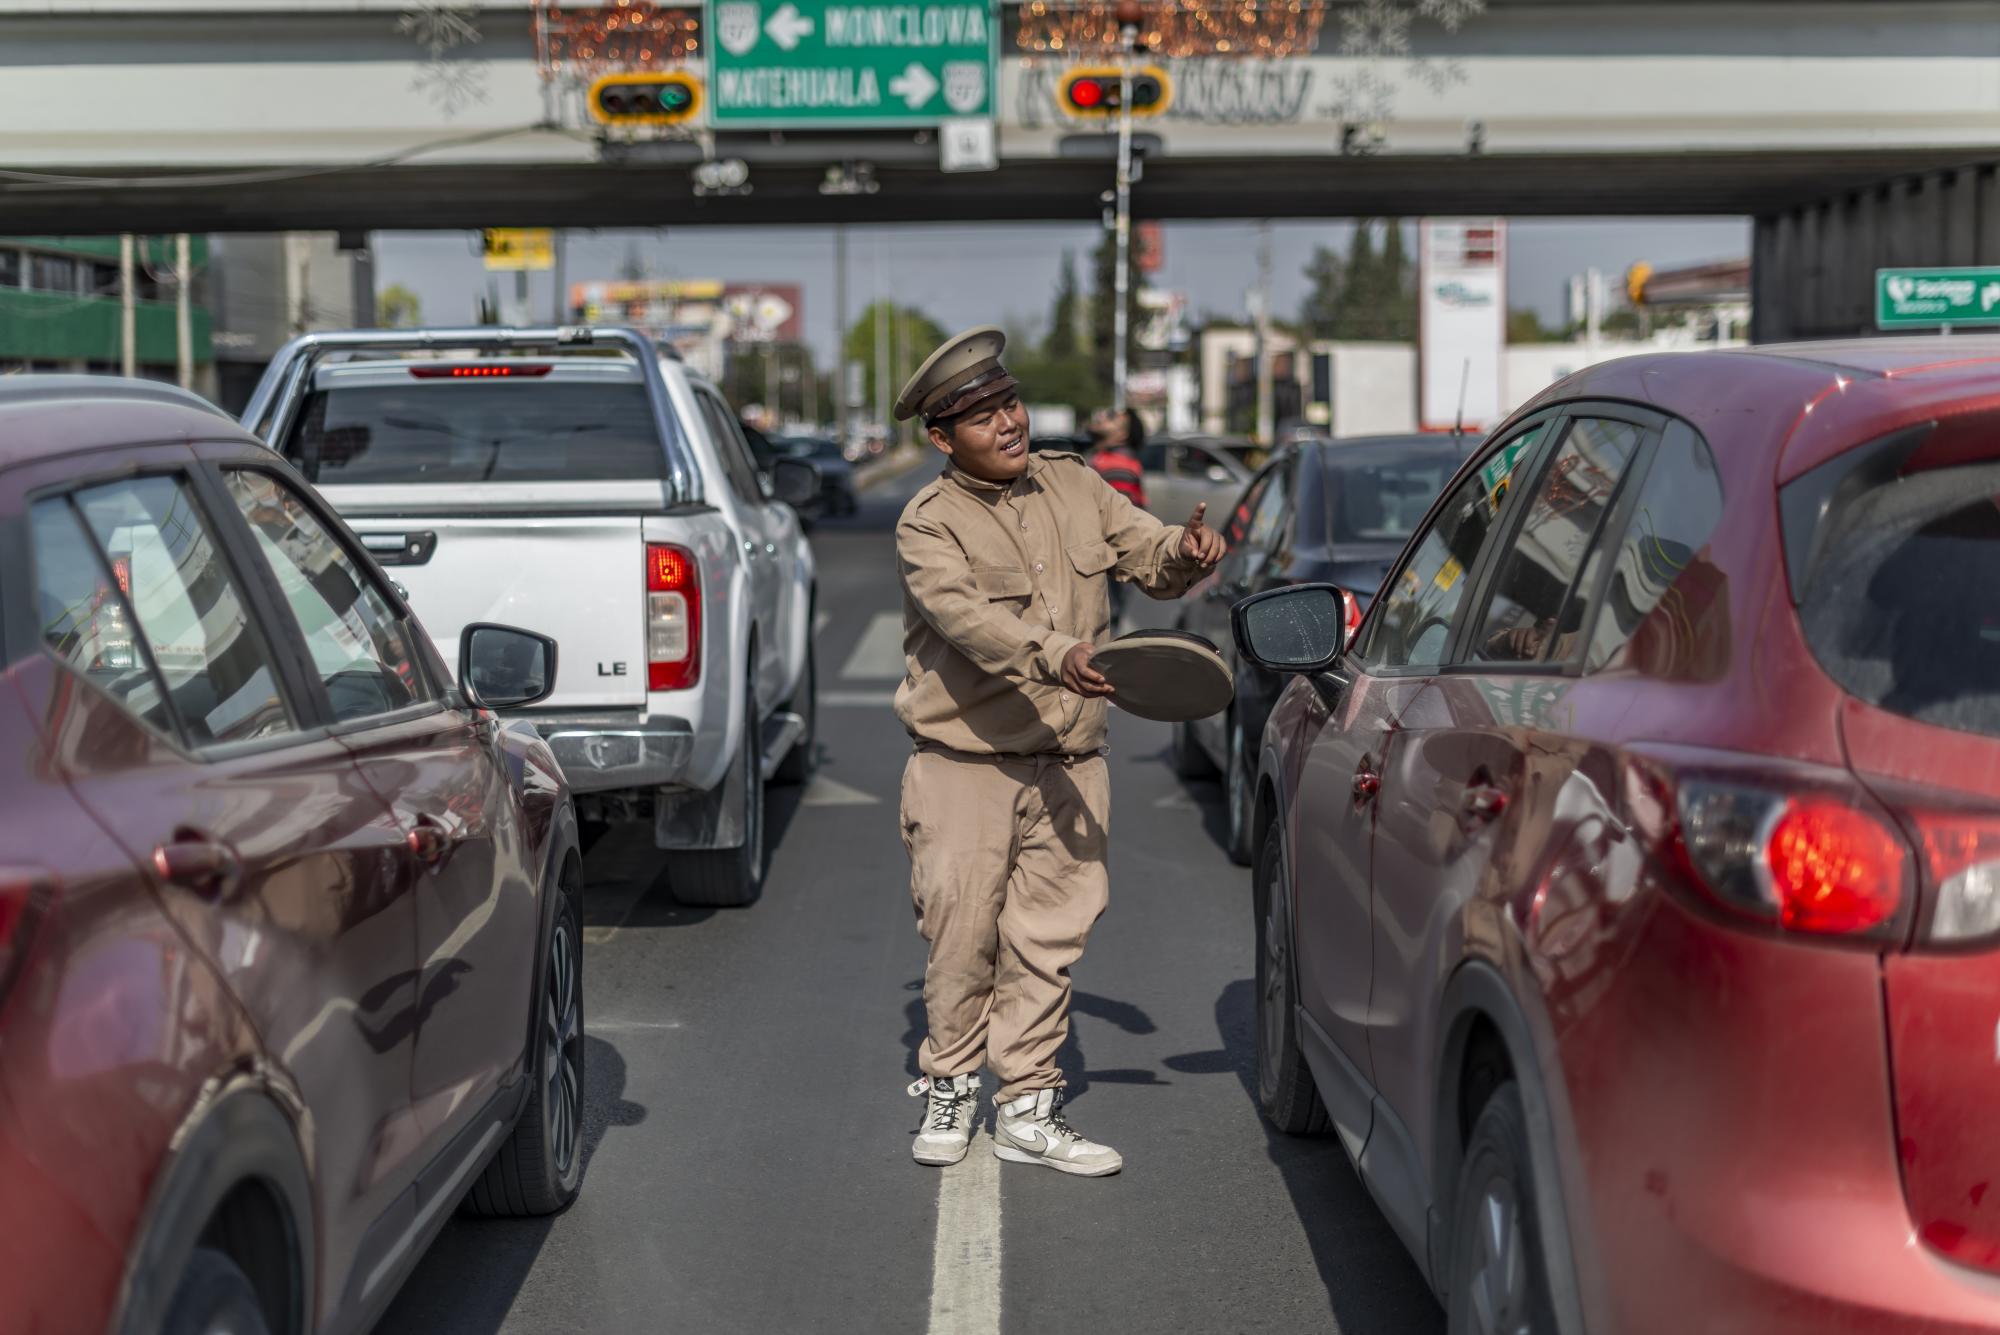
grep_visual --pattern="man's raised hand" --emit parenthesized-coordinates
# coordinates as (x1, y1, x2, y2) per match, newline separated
(1180, 503, 1227, 566)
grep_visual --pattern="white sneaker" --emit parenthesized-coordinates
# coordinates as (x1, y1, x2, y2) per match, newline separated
(992, 1089, 1122, 1177)
(909, 1074, 979, 1166)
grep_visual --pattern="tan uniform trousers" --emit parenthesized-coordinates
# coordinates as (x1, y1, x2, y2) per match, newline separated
(901, 744, 1110, 1102)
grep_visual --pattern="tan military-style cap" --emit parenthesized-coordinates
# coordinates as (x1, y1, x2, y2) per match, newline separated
(894, 325, 1020, 424)
(1089, 630, 1235, 723)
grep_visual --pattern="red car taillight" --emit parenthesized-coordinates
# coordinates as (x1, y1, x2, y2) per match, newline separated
(1673, 779, 1912, 942)
(646, 542, 700, 692)
(0, 869, 52, 1004)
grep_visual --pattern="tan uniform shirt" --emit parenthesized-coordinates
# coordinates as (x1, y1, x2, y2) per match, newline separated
(894, 451, 1204, 756)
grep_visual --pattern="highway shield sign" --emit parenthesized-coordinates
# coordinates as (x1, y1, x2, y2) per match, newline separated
(708, 0, 997, 127)
(1877, 267, 2000, 329)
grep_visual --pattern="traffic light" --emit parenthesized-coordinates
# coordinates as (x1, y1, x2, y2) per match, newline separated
(1058, 66, 1169, 119)
(588, 71, 702, 127)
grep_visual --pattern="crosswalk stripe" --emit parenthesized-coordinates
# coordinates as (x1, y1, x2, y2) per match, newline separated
(800, 776, 880, 806)
(840, 610, 906, 680)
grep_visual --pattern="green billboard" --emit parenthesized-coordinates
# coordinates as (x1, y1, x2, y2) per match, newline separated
(707, 0, 996, 127)
(1876, 267, 2000, 330)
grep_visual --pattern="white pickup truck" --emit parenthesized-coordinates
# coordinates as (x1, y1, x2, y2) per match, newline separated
(242, 326, 818, 906)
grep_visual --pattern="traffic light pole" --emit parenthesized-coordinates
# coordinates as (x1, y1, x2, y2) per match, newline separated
(1111, 12, 1138, 412)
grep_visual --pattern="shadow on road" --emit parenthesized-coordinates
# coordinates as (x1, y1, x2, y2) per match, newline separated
(1163, 980, 1444, 1335)
(376, 1035, 648, 1335)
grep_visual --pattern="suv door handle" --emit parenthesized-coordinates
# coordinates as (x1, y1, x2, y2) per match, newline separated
(406, 815, 459, 867)
(1463, 784, 1510, 821)
(152, 833, 242, 898)
(1352, 760, 1381, 803)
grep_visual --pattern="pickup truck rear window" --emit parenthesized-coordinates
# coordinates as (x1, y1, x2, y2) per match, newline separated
(281, 382, 666, 484)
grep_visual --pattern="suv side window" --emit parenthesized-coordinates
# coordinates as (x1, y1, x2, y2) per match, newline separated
(1469, 416, 1647, 665)
(222, 469, 431, 723)
(1362, 421, 1549, 671)
(1224, 472, 1270, 547)
(696, 390, 767, 507)
(32, 477, 294, 746)
(1584, 421, 1725, 673)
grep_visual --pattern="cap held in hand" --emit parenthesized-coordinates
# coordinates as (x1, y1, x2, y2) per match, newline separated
(1087, 630, 1234, 723)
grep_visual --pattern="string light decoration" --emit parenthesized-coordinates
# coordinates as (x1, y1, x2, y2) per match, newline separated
(533, 0, 700, 82)
(1015, 1, 1330, 61)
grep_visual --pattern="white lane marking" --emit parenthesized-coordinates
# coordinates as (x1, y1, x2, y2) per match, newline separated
(801, 776, 881, 806)
(823, 689, 897, 708)
(587, 1018, 684, 1033)
(927, 1132, 1002, 1335)
(1154, 790, 1203, 809)
(840, 610, 906, 680)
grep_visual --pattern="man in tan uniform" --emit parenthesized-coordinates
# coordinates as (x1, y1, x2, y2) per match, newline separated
(893, 328, 1225, 1176)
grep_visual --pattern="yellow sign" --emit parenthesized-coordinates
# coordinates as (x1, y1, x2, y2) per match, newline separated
(483, 229, 555, 272)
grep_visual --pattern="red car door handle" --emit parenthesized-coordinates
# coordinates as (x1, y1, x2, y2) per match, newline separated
(406, 817, 457, 866)
(1464, 785, 1510, 820)
(152, 836, 241, 898)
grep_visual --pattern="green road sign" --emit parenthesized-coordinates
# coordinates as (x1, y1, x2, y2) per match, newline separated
(707, 0, 996, 126)
(1877, 267, 2000, 329)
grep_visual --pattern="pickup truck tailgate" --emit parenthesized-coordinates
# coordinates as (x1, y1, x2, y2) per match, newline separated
(340, 506, 649, 709)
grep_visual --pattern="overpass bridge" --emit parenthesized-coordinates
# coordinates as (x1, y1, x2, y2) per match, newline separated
(1, 1, 1995, 337)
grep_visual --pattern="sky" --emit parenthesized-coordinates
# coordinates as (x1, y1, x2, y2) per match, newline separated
(373, 217, 1750, 365)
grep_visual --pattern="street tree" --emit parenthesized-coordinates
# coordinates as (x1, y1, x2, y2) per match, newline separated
(842, 301, 946, 423)
(1299, 244, 1344, 339)
(378, 283, 422, 328)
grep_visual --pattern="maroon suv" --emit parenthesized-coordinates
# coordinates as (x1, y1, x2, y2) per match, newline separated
(0, 378, 584, 1335)
(1235, 340, 2000, 1333)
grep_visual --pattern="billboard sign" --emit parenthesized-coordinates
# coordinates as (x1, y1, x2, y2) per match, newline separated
(1419, 218, 1506, 432)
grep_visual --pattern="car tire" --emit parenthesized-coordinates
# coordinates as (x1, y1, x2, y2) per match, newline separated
(670, 678, 765, 907)
(1446, 1082, 1557, 1335)
(1253, 815, 1329, 1136)
(1224, 715, 1254, 867)
(1170, 716, 1218, 780)
(162, 1247, 270, 1335)
(772, 635, 817, 786)
(465, 858, 585, 1217)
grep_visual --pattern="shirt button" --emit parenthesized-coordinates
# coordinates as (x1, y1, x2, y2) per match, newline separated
(1033, 562, 1044, 572)
(1020, 521, 1029, 531)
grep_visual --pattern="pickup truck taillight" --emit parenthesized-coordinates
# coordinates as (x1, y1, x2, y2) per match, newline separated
(647, 542, 700, 691)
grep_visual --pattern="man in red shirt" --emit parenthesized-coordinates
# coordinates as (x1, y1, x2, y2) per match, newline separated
(1086, 407, 1148, 509)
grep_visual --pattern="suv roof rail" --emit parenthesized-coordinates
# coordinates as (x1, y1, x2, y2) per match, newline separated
(239, 325, 701, 504)
(0, 374, 232, 420)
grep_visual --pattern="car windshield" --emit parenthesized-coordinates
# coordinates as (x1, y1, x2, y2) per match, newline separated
(280, 380, 666, 484)
(780, 437, 844, 461)
(1325, 447, 1462, 543)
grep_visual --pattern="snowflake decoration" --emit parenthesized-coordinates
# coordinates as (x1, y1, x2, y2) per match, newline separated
(1419, 0, 1488, 34)
(399, 3, 487, 115)
(1341, 0, 1412, 59)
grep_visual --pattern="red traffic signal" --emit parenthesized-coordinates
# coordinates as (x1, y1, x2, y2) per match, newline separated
(588, 72, 702, 126)
(1058, 66, 1170, 118)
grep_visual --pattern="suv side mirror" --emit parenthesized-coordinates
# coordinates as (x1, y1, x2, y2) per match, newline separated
(1206, 464, 1233, 484)
(770, 456, 821, 508)
(1232, 583, 1359, 674)
(459, 623, 558, 710)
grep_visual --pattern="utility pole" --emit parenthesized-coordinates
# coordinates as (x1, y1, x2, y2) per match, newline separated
(763, 344, 780, 424)
(1254, 220, 1274, 446)
(1111, 0, 1141, 410)
(833, 224, 849, 448)
(874, 244, 891, 449)
(802, 347, 818, 427)
(552, 229, 567, 324)
(174, 234, 193, 390)
(119, 234, 136, 378)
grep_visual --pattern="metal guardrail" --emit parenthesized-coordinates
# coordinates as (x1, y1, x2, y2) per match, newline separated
(237, 326, 702, 506)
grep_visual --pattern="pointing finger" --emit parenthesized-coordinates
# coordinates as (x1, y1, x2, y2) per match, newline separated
(1188, 502, 1207, 530)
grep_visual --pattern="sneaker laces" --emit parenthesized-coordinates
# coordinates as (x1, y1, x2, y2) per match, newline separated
(1044, 1091, 1080, 1142)
(908, 1076, 971, 1132)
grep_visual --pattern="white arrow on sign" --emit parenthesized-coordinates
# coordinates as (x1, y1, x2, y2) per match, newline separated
(889, 61, 940, 110)
(764, 2, 815, 50)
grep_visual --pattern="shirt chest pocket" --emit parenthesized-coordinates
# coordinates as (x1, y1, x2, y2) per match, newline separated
(1066, 540, 1117, 578)
(970, 566, 1034, 602)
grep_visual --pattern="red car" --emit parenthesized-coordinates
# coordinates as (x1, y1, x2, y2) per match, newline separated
(1234, 339, 2000, 1334)
(0, 377, 584, 1335)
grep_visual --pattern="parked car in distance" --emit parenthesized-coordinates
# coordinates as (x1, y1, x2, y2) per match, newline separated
(0, 377, 584, 1335)
(775, 434, 860, 518)
(1141, 436, 1252, 522)
(1173, 434, 1468, 863)
(1235, 338, 2000, 1334)
(243, 326, 820, 908)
